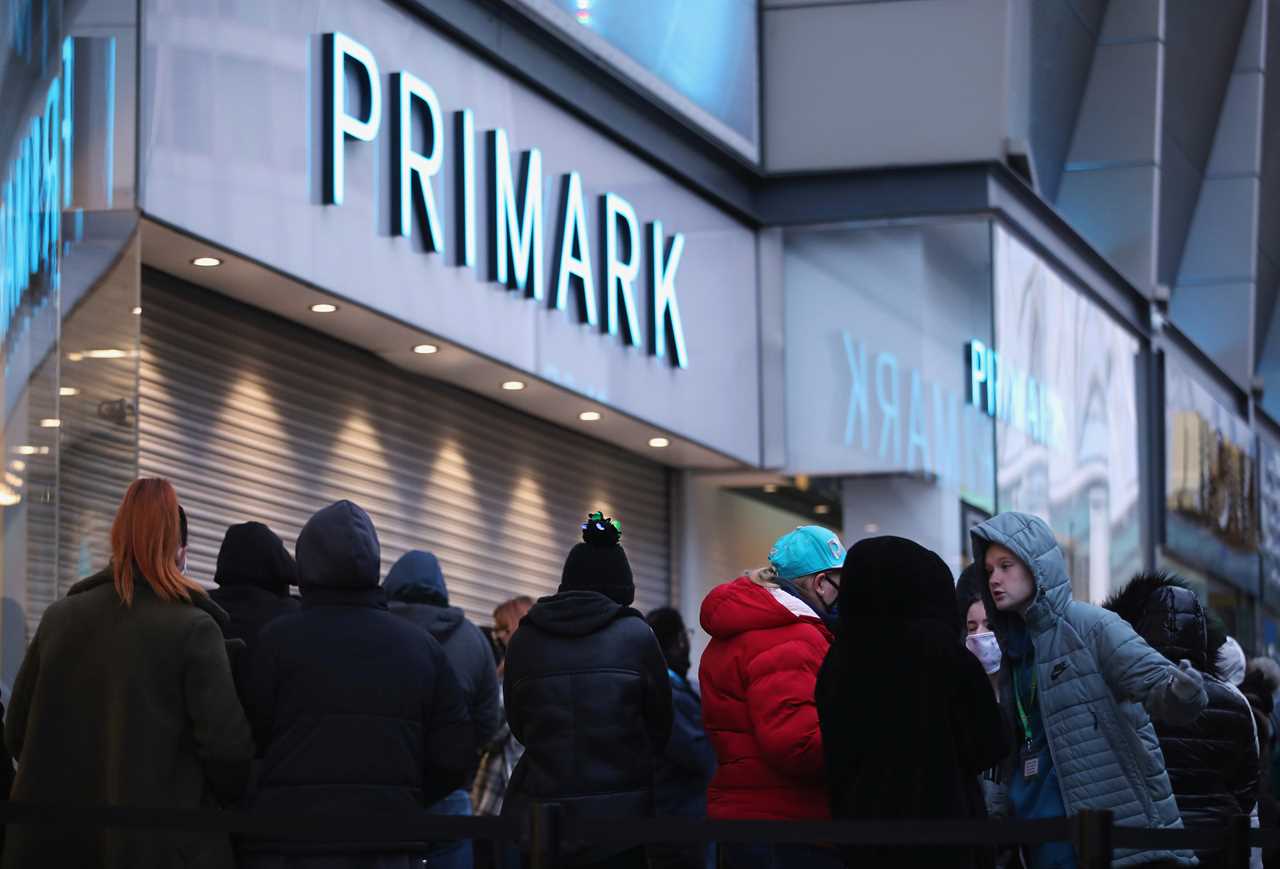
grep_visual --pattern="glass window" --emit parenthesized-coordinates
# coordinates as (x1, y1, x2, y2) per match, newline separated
(532, 0, 759, 151)
(782, 219, 996, 570)
(1164, 356, 1259, 593)
(992, 225, 1144, 603)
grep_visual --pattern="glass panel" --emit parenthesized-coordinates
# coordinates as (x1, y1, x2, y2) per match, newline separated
(536, 0, 759, 148)
(992, 225, 1143, 603)
(0, 0, 140, 689)
(782, 219, 996, 570)
(1164, 356, 1259, 592)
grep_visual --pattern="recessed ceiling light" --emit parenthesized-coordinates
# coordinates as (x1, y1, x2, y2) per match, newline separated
(14, 446, 37, 456)
(413, 343, 439, 355)
(814, 504, 831, 515)
(864, 522, 880, 533)
(501, 380, 526, 391)
(39, 418, 61, 428)
(763, 483, 778, 493)
(66, 352, 83, 362)
(648, 437, 670, 449)
(191, 256, 222, 268)
(579, 411, 601, 422)
(0, 490, 19, 507)
(10, 461, 24, 472)
(309, 303, 338, 314)
(59, 387, 79, 397)
(131, 306, 142, 316)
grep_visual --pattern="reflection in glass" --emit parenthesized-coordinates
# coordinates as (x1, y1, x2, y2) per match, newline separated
(993, 226, 1143, 603)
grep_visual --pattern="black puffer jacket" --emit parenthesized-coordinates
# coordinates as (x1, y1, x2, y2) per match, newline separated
(242, 502, 474, 866)
(502, 590, 673, 865)
(1105, 573, 1258, 835)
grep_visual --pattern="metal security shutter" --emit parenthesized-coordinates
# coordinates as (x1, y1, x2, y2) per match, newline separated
(138, 272, 670, 623)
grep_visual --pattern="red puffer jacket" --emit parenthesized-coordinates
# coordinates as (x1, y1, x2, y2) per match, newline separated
(698, 576, 833, 820)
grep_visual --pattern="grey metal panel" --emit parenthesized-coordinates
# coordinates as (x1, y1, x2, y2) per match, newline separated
(1029, 0, 1099, 202)
(139, 274, 671, 624)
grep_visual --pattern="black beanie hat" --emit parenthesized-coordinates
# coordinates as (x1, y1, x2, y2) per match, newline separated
(559, 512, 634, 606)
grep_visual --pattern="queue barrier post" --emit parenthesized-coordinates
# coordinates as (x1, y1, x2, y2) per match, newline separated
(1074, 809, 1113, 869)
(529, 801, 562, 869)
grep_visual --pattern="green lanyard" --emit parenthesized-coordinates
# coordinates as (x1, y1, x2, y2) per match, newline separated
(1012, 662, 1038, 750)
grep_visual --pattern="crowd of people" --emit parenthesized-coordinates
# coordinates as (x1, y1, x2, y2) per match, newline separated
(2, 477, 1279, 869)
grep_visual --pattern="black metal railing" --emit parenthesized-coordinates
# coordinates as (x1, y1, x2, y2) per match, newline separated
(0, 801, 1269, 868)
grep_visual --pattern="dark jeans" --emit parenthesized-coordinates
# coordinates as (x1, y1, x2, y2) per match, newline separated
(425, 789, 473, 869)
(720, 843, 846, 869)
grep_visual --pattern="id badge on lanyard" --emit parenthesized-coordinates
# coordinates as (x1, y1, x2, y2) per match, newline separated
(1014, 664, 1040, 780)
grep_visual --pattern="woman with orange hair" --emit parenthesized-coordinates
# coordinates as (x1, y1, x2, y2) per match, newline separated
(3, 478, 254, 869)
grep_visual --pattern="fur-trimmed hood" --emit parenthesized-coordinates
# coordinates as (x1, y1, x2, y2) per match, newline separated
(1104, 572, 1211, 676)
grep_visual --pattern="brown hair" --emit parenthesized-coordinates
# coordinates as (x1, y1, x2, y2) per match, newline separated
(110, 478, 204, 605)
(493, 595, 534, 628)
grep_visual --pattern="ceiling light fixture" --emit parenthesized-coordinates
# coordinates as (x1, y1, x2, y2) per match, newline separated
(413, 343, 439, 355)
(131, 306, 142, 316)
(578, 411, 601, 422)
(864, 522, 880, 533)
(59, 387, 79, 397)
(648, 437, 670, 449)
(763, 483, 778, 493)
(14, 446, 37, 456)
(191, 256, 222, 268)
(66, 352, 83, 362)
(10, 461, 25, 472)
(39, 419, 61, 429)
(501, 380, 526, 391)
(309, 303, 338, 314)
(814, 504, 831, 515)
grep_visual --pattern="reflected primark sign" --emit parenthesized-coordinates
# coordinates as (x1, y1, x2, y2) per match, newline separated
(1, 38, 74, 349)
(320, 33, 689, 369)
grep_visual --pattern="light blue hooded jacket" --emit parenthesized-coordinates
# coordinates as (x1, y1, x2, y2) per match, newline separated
(972, 512, 1208, 867)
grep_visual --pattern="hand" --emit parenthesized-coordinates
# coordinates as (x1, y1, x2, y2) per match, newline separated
(1169, 659, 1205, 703)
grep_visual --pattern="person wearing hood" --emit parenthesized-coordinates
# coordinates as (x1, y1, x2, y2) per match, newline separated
(3, 479, 253, 869)
(208, 522, 300, 649)
(501, 512, 672, 869)
(646, 606, 717, 869)
(384, 549, 501, 869)
(1104, 572, 1258, 868)
(972, 512, 1208, 869)
(1241, 657, 1280, 869)
(241, 500, 474, 869)
(817, 536, 1008, 869)
(698, 525, 844, 869)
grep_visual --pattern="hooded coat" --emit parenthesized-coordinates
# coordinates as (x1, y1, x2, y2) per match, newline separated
(242, 502, 474, 868)
(816, 537, 1008, 869)
(698, 576, 833, 821)
(384, 550, 502, 782)
(972, 512, 1208, 868)
(3, 566, 254, 869)
(1104, 572, 1258, 845)
(501, 590, 673, 865)
(208, 522, 299, 649)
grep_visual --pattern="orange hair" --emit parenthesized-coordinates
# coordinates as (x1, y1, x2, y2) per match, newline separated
(110, 478, 203, 605)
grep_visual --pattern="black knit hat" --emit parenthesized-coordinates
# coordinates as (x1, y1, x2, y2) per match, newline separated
(559, 512, 634, 606)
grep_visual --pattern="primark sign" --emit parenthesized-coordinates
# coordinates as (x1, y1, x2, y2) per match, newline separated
(320, 33, 689, 369)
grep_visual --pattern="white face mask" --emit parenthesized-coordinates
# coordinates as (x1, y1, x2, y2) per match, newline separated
(965, 631, 1002, 675)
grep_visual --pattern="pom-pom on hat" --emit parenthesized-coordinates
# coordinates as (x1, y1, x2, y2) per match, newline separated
(560, 511, 634, 606)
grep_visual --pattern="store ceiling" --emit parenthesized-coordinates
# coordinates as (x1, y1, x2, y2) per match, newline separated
(139, 219, 745, 471)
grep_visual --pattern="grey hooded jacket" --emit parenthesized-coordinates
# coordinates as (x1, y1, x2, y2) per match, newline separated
(972, 512, 1208, 868)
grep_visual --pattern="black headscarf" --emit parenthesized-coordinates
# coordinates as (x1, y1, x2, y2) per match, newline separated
(817, 536, 1009, 869)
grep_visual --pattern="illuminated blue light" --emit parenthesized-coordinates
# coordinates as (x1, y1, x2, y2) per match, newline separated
(390, 71, 444, 253)
(602, 192, 641, 347)
(648, 220, 687, 369)
(488, 128, 543, 300)
(966, 338, 1062, 447)
(455, 109, 475, 269)
(323, 32, 381, 206)
(553, 171, 596, 325)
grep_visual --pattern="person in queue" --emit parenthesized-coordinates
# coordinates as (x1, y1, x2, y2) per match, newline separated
(698, 526, 844, 869)
(4, 479, 253, 869)
(973, 512, 1208, 869)
(818, 536, 1008, 869)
